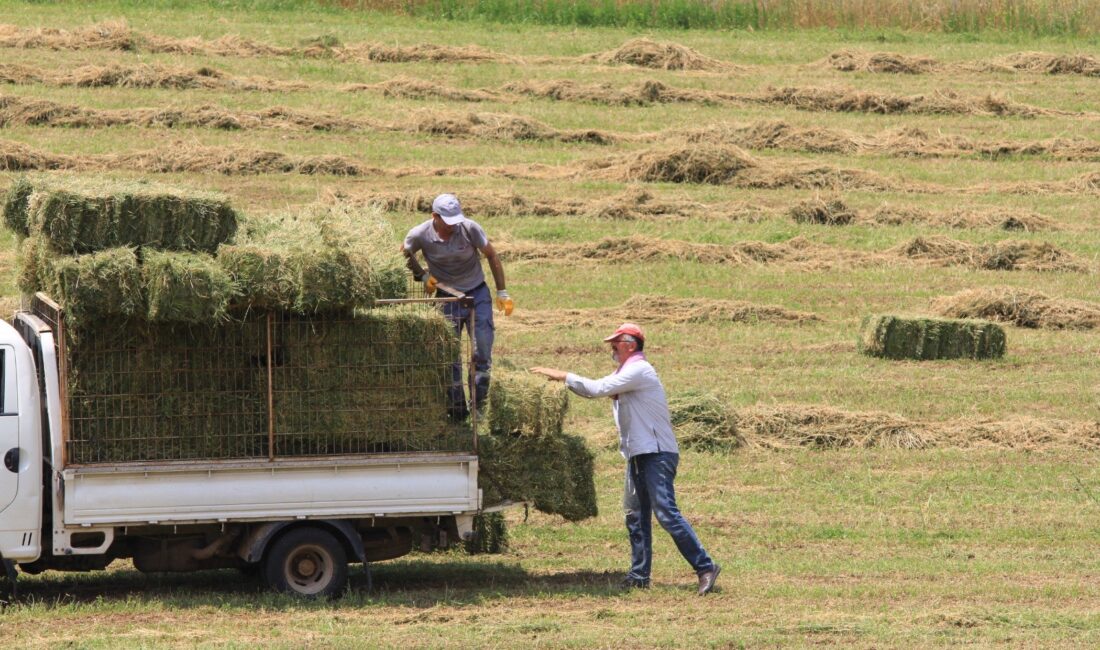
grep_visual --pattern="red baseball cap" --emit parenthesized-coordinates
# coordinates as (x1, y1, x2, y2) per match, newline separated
(604, 322, 645, 343)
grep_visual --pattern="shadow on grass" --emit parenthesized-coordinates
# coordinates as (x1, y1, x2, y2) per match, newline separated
(9, 557, 625, 609)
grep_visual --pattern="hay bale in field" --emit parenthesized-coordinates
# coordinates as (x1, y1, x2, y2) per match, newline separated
(142, 250, 234, 323)
(489, 370, 569, 437)
(788, 198, 856, 225)
(464, 512, 507, 554)
(668, 391, 744, 451)
(221, 204, 407, 313)
(479, 431, 598, 522)
(2, 176, 33, 236)
(858, 314, 1006, 361)
(931, 287, 1100, 330)
(613, 145, 758, 184)
(9, 175, 238, 253)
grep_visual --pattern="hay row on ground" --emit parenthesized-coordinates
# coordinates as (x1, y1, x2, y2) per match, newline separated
(858, 314, 1006, 361)
(931, 287, 1100, 330)
(579, 37, 736, 71)
(818, 49, 1100, 77)
(890, 236, 1088, 272)
(668, 399, 1100, 451)
(0, 62, 306, 92)
(501, 234, 1087, 273)
(504, 295, 820, 331)
(789, 197, 1058, 231)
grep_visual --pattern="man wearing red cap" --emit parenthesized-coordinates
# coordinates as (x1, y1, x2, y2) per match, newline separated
(531, 323, 720, 596)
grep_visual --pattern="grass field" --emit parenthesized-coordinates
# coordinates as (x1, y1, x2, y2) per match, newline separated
(1, 1, 1099, 646)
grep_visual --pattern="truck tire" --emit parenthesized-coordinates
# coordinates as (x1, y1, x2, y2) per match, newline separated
(263, 527, 348, 598)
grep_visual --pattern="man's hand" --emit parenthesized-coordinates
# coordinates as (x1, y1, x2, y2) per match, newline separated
(529, 367, 567, 382)
(420, 274, 438, 294)
(495, 289, 514, 316)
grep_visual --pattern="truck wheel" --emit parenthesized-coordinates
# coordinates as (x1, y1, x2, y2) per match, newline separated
(264, 527, 348, 598)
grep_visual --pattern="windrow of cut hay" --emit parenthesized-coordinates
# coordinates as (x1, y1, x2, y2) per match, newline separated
(819, 49, 1100, 78)
(679, 121, 1100, 162)
(859, 314, 1006, 361)
(584, 145, 896, 190)
(668, 399, 1100, 452)
(932, 287, 1100, 330)
(581, 38, 734, 71)
(0, 62, 307, 92)
(890, 236, 1087, 272)
(789, 197, 1058, 231)
(4, 174, 238, 251)
(506, 295, 820, 330)
(343, 77, 504, 102)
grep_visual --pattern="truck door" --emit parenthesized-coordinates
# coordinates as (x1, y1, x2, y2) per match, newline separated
(0, 347, 18, 512)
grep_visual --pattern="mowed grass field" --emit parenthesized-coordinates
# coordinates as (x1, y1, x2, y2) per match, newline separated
(1, 1, 1100, 646)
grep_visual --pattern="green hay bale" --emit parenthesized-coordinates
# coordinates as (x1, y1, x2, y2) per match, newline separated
(668, 391, 745, 451)
(273, 307, 463, 454)
(220, 204, 408, 313)
(2, 176, 33, 237)
(464, 512, 507, 554)
(22, 176, 238, 254)
(479, 431, 598, 522)
(20, 241, 145, 322)
(143, 250, 235, 323)
(489, 369, 570, 437)
(858, 314, 1006, 360)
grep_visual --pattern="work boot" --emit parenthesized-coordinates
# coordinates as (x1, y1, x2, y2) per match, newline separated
(696, 564, 721, 596)
(619, 575, 650, 591)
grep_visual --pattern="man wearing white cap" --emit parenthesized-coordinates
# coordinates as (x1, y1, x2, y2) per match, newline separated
(402, 193, 511, 419)
(530, 323, 720, 596)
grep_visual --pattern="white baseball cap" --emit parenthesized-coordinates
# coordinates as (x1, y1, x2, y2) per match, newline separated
(432, 193, 466, 225)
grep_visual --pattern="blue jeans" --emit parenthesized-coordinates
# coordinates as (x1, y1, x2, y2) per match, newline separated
(441, 282, 494, 415)
(624, 452, 714, 580)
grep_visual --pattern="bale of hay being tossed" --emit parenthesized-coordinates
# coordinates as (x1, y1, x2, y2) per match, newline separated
(489, 368, 569, 437)
(859, 314, 1006, 360)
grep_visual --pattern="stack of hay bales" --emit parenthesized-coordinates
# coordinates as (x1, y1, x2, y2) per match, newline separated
(479, 370, 598, 522)
(859, 314, 1006, 360)
(3, 175, 452, 464)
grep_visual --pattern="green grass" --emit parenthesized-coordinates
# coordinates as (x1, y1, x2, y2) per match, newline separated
(1, 1, 1100, 646)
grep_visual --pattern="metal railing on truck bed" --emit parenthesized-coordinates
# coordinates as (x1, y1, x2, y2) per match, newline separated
(30, 292, 478, 466)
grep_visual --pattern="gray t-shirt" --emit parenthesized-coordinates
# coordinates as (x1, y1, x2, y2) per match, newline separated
(404, 219, 489, 292)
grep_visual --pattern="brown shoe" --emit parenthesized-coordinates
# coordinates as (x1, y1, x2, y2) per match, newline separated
(696, 564, 721, 596)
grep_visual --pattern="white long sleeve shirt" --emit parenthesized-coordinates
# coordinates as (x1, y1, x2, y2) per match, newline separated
(565, 357, 679, 459)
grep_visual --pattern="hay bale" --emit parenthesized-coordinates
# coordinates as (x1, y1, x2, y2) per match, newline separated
(18, 175, 237, 254)
(858, 314, 1006, 361)
(668, 391, 744, 451)
(489, 370, 569, 437)
(464, 512, 507, 554)
(478, 431, 597, 522)
(588, 38, 730, 71)
(789, 198, 856, 225)
(931, 287, 1100, 330)
(19, 240, 144, 321)
(221, 204, 407, 313)
(2, 176, 33, 236)
(142, 250, 234, 323)
(618, 145, 758, 184)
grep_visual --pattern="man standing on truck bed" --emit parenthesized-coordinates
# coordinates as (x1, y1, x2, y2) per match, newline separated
(402, 193, 511, 420)
(530, 323, 721, 596)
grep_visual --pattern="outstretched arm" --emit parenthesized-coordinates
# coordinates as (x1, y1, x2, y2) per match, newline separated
(530, 367, 566, 381)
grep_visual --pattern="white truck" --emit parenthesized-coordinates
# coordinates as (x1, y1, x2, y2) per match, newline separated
(0, 295, 490, 598)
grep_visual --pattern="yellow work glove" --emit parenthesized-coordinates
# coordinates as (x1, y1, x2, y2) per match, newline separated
(420, 274, 438, 294)
(495, 289, 514, 316)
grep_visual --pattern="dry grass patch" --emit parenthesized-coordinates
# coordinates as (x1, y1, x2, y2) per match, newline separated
(988, 52, 1100, 76)
(0, 62, 306, 92)
(890, 236, 1087, 272)
(0, 19, 136, 51)
(870, 205, 1057, 231)
(347, 76, 503, 102)
(931, 287, 1100, 330)
(817, 50, 943, 74)
(754, 86, 1072, 118)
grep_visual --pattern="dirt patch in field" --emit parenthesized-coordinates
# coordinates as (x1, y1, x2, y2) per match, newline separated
(732, 406, 1100, 451)
(506, 295, 820, 331)
(890, 236, 1087, 272)
(581, 38, 734, 71)
(931, 287, 1100, 330)
(817, 50, 943, 74)
(0, 62, 306, 92)
(347, 76, 503, 102)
